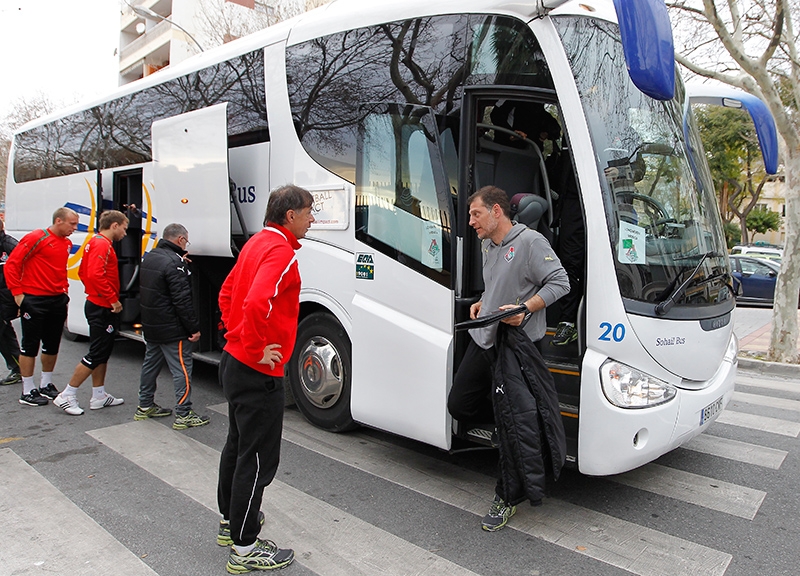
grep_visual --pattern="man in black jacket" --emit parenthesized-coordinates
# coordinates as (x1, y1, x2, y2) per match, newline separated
(134, 223, 209, 430)
(0, 219, 22, 386)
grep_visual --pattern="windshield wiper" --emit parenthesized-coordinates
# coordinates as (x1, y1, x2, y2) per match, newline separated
(655, 251, 721, 316)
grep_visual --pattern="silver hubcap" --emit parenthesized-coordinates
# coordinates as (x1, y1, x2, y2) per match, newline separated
(297, 336, 343, 409)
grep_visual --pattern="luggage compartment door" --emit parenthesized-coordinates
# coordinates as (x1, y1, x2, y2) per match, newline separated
(151, 103, 232, 257)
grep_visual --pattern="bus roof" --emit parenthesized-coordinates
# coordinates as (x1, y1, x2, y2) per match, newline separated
(15, 0, 611, 135)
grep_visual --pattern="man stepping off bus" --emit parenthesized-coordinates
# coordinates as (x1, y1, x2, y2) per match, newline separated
(448, 186, 569, 531)
(5, 207, 79, 407)
(54, 210, 129, 415)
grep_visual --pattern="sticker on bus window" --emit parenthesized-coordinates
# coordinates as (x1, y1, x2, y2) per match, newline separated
(356, 253, 375, 280)
(618, 221, 645, 265)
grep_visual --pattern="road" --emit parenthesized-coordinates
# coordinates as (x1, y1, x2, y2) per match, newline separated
(1, 325, 798, 576)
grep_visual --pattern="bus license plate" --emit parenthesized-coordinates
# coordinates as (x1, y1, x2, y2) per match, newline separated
(700, 397, 723, 426)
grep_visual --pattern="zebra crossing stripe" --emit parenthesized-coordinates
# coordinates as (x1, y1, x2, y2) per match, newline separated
(254, 407, 731, 576)
(732, 391, 800, 413)
(610, 463, 766, 520)
(682, 433, 787, 469)
(716, 410, 800, 437)
(736, 375, 800, 394)
(0, 448, 159, 576)
(87, 421, 482, 576)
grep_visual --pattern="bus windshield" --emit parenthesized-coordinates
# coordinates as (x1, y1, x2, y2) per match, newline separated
(555, 16, 732, 316)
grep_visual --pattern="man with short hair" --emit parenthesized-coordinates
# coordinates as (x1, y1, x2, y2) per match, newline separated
(134, 223, 209, 430)
(216, 185, 314, 573)
(5, 207, 79, 406)
(54, 210, 129, 415)
(448, 185, 569, 532)
(0, 219, 22, 386)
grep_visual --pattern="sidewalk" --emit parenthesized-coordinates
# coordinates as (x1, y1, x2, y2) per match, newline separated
(735, 307, 800, 376)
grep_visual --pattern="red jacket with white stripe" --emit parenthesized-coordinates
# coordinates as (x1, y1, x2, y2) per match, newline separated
(79, 234, 119, 308)
(219, 224, 302, 376)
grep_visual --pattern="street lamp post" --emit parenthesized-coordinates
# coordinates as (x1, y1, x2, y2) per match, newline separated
(126, 2, 205, 52)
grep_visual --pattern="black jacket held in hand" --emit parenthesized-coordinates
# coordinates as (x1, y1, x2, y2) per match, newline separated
(492, 324, 567, 507)
(139, 240, 199, 343)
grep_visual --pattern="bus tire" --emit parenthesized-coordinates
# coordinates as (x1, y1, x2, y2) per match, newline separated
(288, 312, 357, 432)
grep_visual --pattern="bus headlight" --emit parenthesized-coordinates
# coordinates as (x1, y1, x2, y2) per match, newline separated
(600, 359, 677, 408)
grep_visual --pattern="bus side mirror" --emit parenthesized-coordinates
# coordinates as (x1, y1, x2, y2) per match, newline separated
(613, 0, 675, 101)
(687, 84, 779, 175)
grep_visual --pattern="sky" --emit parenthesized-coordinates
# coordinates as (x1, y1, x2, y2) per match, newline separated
(0, 0, 120, 123)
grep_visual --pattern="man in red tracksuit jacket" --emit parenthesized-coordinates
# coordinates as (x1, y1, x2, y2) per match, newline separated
(54, 210, 129, 416)
(216, 185, 314, 573)
(4, 207, 79, 407)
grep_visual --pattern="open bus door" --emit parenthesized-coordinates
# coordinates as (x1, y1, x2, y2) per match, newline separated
(350, 103, 455, 450)
(151, 103, 233, 258)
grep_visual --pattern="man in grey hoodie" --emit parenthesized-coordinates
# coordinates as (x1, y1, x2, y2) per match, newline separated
(448, 185, 569, 532)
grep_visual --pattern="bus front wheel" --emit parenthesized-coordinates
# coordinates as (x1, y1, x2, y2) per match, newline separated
(288, 312, 357, 432)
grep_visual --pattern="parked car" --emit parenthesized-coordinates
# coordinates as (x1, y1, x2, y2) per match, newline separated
(730, 244, 783, 263)
(730, 255, 782, 306)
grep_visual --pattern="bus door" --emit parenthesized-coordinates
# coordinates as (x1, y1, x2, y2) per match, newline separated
(151, 103, 233, 258)
(457, 88, 583, 456)
(113, 169, 143, 324)
(351, 103, 455, 450)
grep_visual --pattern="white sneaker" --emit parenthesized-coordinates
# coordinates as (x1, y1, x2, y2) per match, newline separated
(54, 393, 84, 416)
(90, 394, 124, 410)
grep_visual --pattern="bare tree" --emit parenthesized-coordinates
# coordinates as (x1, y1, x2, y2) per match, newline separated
(195, 0, 303, 46)
(668, 0, 800, 362)
(1, 94, 58, 205)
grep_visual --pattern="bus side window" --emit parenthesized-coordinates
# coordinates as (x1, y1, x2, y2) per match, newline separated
(356, 103, 452, 283)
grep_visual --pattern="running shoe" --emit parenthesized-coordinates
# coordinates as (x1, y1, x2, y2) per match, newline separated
(1, 371, 22, 386)
(227, 538, 294, 573)
(54, 393, 84, 415)
(134, 404, 173, 421)
(481, 495, 516, 532)
(38, 383, 59, 400)
(551, 322, 578, 346)
(172, 410, 210, 430)
(90, 394, 124, 410)
(19, 389, 48, 406)
(218, 511, 266, 547)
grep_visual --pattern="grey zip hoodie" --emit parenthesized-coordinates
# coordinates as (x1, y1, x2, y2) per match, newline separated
(470, 223, 569, 349)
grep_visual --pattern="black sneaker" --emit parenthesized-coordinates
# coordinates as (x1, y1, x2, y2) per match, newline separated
(1, 371, 22, 386)
(38, 383, 59, 400)
(227, 538, 294, 573)
(481, 495, 516, 531)
(551, 322, 577, 346)
(218, 511, 266, 546)
(20, 389, 49, 406)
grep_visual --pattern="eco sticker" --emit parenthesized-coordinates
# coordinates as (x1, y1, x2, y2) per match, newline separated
(356, 253, 375, 280)
(618, 220, 645, 265)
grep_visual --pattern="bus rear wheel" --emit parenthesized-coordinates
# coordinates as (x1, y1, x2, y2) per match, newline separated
(288, 312, 357, 432)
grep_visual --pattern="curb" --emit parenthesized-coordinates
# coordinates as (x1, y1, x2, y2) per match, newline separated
(737, 356, 800, 378)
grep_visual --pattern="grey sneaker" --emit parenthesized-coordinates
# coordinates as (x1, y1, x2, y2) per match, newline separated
(1, 371, 22, 386)
(134, 404, 173, 421)
(218, 510, 266, 547)
(227, 538, 294, 573)
(551, 322, 578, 346)
(173, 410, 210, 430)
(481, 495, 516, 532)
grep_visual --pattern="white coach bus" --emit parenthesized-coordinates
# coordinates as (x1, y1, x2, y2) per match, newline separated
(5, 0, 778, 475)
